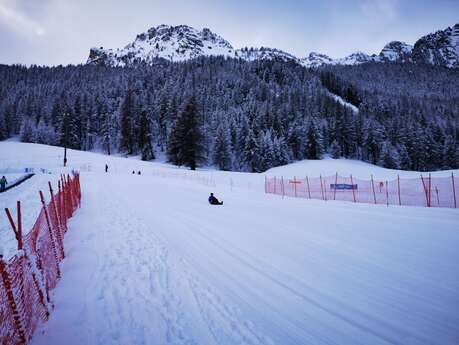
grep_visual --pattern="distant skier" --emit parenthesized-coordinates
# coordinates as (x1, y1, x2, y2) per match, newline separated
(138, 171, 141, 175)
(105, 164, 108, 173)
(208, 193, 223, 205)
(0, 176, 7, 191)
(132, 170, 135, 174)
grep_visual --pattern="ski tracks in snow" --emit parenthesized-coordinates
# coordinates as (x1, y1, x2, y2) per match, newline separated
(32, 175, 271, 345)
(183, 262, 273, 345)
(31, 174, 458, 345)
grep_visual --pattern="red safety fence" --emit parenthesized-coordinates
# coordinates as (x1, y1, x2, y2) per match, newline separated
(1, 173, 81, 345)
(265, 173, 458, 208)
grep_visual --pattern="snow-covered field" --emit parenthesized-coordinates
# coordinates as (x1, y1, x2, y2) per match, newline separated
(0, 141, 458, 345)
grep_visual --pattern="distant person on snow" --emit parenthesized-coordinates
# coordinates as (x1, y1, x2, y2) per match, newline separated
(0, 176, 7, 191)
(208, 193, 223, 205)
(137, 171, 141, 175)
(105, 164, 108, 173)
(132, 170, 135, 174)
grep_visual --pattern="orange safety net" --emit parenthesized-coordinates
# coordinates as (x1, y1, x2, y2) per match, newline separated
(1, 173, 81, 344)
(265, 173, 458, 208)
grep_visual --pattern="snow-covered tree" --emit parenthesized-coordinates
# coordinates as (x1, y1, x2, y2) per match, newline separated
(212, 123, 232, 170)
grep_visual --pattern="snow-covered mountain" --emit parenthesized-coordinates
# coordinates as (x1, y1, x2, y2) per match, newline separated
(412, 23, 459, 68)
(87, 23, 459, 68)
(301, 52, 334, 68)
(334, 51, 375, 65)
(378, 41, 413, 63)
(301, 24, 458, 68)
(235, 47, 298, 63)
(87, 25, 236, 66)
(301, 52, 375, 67)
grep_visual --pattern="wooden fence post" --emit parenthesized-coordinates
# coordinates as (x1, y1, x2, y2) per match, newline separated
(49, 182, 65, 259)
(17, 201, 22, 250)
(421, 175, 430, 207)
(67, 175, 74, 216)
(371, 175, 377, 204)
(385, 181, 389, 207)
(397, 175, 401, 206)
(452, 173, 457, 208)
(281, 176, 285, 198)
(294, 176, 297, 198)
(4, 201, 23, 250)
(350, 175, 356, 203)
(320, 175, 325, 200)
(39, 191, 61, 279)
(428, 173, 432, 208)
(60, 176, 67, 224)
(306, 176, 311, 199)
(333, 172, 338, 200)
(323, 176, 328, 201)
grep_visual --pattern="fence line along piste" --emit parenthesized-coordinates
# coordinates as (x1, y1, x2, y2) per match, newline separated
(265, 173, 458, 208)
(0, 173, 81, 344)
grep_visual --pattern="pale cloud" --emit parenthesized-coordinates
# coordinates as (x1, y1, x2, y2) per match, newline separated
(359, 0, 399, 21)
(0, 0, 45, 36)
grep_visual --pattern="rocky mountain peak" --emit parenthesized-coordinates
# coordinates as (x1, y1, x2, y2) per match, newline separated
(300, 52, 333, 68)
(411, 23, 459, 68)
(235, 47, 299, 63)
(87, 24, 235, 67)
(379, 41, 413, 62)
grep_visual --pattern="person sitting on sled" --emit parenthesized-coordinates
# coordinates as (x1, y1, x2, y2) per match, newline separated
(208, 193, 223, 205)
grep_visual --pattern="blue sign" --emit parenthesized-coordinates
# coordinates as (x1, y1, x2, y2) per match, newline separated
(330, 184, 358, 190)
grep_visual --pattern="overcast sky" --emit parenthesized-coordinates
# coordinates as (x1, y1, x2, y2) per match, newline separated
(1, 0, 458, 66)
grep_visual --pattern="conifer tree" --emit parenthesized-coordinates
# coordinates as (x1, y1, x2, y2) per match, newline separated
(167, 97, 204, 170)
(378, 141, 400, 169)
(397, 144, 411, 170)
(138, 109, 155, 161)
(304, 119, 324, 160)
(443, 136, 459, 169)
(330, 140, 341, 159)
(272, 135, 291, 167)
(212, 123, 232, 170)
(120, 90, 134, 154)
(241, 127, 259, 172)
(100, 106, 112, 155)
(256, 131, 275, 172)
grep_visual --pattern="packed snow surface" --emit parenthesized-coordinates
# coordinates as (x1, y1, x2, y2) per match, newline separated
(0, 141, 458, 345)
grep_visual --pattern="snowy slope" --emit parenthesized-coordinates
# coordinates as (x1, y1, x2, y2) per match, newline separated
(32, 164, 459, 345)
(327, 92, 359, 113)
(0, 172, 62, 258)
(1, 142, 458, 345)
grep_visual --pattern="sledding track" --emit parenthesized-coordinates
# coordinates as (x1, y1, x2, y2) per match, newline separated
(30, 172, 459, 345)
(0, 173, 34, 193)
